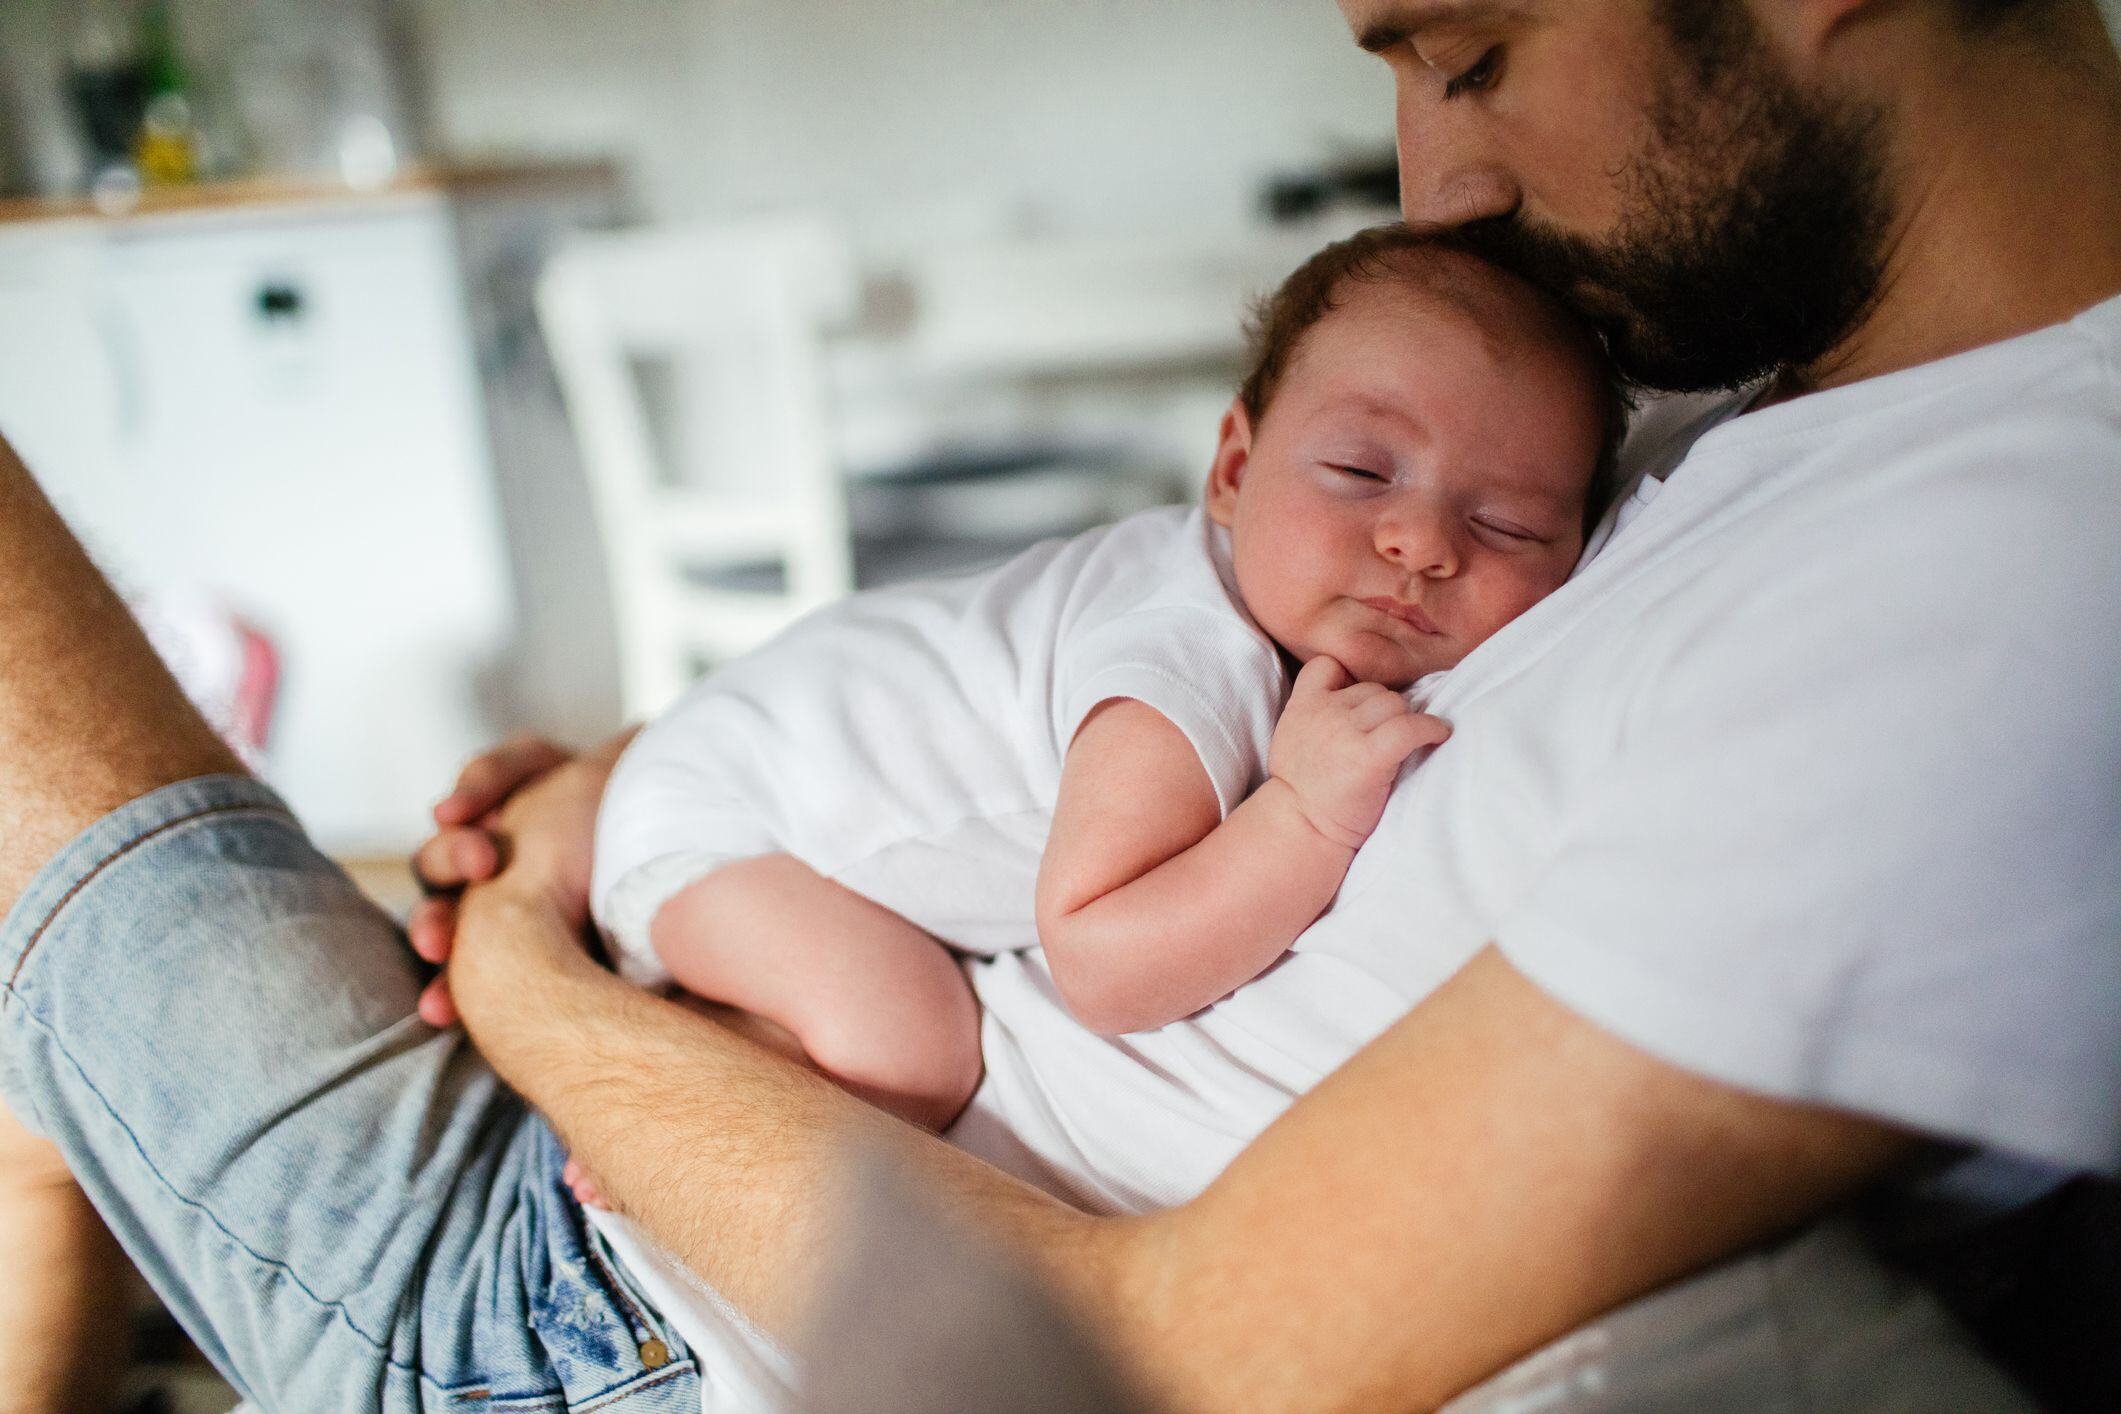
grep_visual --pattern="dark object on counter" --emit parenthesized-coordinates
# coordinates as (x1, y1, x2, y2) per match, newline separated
(1262, 149, 1401, 223)
(65, 59, 148, 173)
(63, 0, 203, 189)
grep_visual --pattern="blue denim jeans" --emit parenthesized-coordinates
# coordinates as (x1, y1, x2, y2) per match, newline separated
(0, 775, 702, 1411)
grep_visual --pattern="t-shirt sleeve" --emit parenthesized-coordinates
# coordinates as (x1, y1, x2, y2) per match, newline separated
(1056, 608, 1286, 818)
(1493, 470, 2121, 1173)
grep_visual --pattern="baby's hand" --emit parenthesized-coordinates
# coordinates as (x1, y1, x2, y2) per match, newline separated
(1268, 656, 1450, 849)
(562, 1154, 610, 1211)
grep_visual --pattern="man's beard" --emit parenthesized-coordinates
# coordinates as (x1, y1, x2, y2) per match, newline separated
(1454, 16, 1893, 393)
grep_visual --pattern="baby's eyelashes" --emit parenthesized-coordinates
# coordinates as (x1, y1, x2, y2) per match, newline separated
(1469, 515, 1546, 545)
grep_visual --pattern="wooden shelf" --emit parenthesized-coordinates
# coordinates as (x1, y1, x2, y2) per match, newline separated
(0, 158, 619, 228)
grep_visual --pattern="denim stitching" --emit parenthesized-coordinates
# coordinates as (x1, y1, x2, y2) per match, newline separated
(7, 996, 619, 1405)
(575, 1362, 698, 1411)
(583, 1231, 656, 1336)
(6, 800, 279, 988)
(5, 803, 506, 1379)
(454, 1392, 566, 1411)
(449, 1390, 564, 1407)
(447, 1386, 571, 1409)
(5, 797, 666, 1409)
(2, 998, 418, 1367)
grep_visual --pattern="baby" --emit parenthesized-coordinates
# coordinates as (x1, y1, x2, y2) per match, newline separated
(585, 225, 1622, 1157)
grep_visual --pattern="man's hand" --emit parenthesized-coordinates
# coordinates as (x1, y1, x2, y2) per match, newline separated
(1267, 656, 1450, 849)
(407, 729, 634, 1025)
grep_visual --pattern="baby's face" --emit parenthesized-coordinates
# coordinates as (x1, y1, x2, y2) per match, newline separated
(1207, 277, 1604, 689)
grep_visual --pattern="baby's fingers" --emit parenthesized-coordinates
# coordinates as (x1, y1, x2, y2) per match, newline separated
(1369, 710, 1453, 761)
(1292, 655, 1352, 698)
(1345, 691, 1413, 732)
(1406, 712, 1452, 748)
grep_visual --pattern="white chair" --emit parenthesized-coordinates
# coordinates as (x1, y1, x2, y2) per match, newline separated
(897, 233, 1282, 380)
(537, 216, 862, 720)
(539, 221, 1318, 722)
(880, 230, 1338, 500)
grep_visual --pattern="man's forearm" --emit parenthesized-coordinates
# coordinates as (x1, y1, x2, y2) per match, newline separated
(447, 865, 1907, 1414)
(448, 880, 1125, 1337)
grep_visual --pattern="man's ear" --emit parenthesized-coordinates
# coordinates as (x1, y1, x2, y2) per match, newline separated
(1204, 398, 1254, 529)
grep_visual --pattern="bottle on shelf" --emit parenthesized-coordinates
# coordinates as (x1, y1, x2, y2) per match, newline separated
(63, 3, 148, 202)
(135, 0, 203, 186)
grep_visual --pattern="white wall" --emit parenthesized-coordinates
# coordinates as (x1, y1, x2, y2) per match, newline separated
(412, 0, 2121, 238)
(0, 1, 88, 193)
(412, 0, 1392, 237)
(13, 0, 2120, 232)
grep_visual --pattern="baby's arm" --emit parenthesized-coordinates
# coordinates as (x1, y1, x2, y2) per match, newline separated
(1035, 656, 1448, 1036)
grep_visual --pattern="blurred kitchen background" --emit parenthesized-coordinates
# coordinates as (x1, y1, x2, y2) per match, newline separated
(3, 0, 2118, 871)
(4, 4, 2120, 1410)
(0, 0, 1412, 868)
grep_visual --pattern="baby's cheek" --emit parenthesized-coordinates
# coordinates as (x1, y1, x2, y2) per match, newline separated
(1246, 580, 1324, 662)
(1465, 564, 1570, 644)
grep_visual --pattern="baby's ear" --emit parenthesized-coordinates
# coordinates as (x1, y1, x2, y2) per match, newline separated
(1204, 398, 1254, 528)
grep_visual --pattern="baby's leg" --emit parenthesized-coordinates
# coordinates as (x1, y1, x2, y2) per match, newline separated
(650, 855, 983, 1132)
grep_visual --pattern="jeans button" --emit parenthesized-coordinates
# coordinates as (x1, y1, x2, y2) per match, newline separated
(639, 1337, 671, 1370)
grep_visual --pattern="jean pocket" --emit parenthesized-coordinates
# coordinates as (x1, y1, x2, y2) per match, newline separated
(527, 1200, 698, 1412)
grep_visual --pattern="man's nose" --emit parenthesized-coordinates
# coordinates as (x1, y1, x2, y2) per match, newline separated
(1395, 81, 1519, 229)
(1377, 511, 1459, 577)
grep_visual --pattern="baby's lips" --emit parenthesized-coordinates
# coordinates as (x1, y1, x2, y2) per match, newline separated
(1359, 595, 1445, 636)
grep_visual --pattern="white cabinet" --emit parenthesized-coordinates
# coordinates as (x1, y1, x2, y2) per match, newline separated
(0, 196, 517, 853)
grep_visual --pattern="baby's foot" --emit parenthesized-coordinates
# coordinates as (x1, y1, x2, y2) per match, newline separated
(562, 1154, 610, 1210)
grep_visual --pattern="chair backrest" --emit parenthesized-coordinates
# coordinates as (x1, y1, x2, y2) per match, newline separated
(895, 230, 1327, 381)
(537, 216, 862, 718)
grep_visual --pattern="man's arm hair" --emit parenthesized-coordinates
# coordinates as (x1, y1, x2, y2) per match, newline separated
(451, 877, 1909, 1413)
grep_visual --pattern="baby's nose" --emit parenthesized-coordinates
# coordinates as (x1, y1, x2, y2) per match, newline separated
(1377, 513, 1459, 576)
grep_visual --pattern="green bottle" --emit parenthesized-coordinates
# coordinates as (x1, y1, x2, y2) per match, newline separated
(136, 0, 199, 184)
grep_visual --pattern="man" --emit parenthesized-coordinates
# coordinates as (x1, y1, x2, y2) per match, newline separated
(2, 0, 2117, 1409)
(0, 1116, 124, 1414)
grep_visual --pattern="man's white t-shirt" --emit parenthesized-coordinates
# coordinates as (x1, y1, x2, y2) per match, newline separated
(590, 505, 1287, 980)
(600, 294, 2121, 1411)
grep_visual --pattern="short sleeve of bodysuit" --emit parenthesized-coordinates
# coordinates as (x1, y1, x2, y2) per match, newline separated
(591, 507, 1288, 984)
(1047, 511, 1287, 820)
(1054, 606, 1286, 818)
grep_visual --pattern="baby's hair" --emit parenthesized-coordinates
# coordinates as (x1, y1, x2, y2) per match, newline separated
(1237, 224, 1633, 536)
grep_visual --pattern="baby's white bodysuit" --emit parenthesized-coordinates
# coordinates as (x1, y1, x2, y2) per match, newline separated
(591, 505, 1289, 982)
